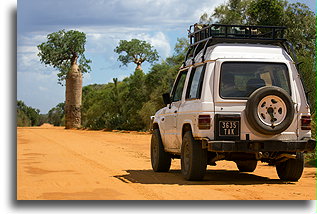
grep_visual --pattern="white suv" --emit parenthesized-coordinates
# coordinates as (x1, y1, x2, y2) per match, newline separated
(151, 24, 315, 181)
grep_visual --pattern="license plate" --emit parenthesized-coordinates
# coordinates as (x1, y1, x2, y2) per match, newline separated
(219, 121, 240, 136)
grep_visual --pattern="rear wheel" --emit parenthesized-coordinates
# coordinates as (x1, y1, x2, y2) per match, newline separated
(151, 129, 171, 172)
(235, 160, 257, 172)
(276, 152, 304, 181)
(181, 131, 207, 181)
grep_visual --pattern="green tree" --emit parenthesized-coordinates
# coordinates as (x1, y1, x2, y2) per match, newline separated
(81, 84, 108, 129)
(38, 30, 91, 129)
(81, 82, 125, 130)
(140, 38, 189, 129)
(38, 114, 49, 126)
(17, 100, 41, 126)
(199, 0, 251, 25)
(248, 0, 286, 26)
(17, 101, 31, 127)
(107, 78, 125, 129)
(114, 39, 159, 71)
(47, 103, 65, 126)
(284, 3, 315, 57)
(120, 69, 147, 130)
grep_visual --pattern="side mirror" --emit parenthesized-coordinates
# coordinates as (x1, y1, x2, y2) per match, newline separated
(162, 93, 171, 105)
(296, 61, 304, 67)
(296, 61, 304, 70)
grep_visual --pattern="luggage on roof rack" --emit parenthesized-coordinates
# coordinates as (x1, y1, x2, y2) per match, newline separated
(182, 23, 297, 68)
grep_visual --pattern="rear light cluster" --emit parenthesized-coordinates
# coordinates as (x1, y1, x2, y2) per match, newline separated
(301, 115, 311, 130)
(198, 115, 211, 129)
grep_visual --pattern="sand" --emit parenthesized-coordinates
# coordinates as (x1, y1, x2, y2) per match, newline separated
(17, 126, 316, 200)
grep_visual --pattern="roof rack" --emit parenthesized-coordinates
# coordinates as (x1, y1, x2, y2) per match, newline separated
(183, 24, 293, 67)
(189, 24, 286, 46)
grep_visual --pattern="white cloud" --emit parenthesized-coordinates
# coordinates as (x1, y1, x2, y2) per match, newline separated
(191, 0, 226, 21)
(134, 32, 171, 59)
(17, 33, 64, 113)
(105, 74, 128, 84)
(38, 86, 48, 91)
(17, 45, 38, 53)
(17, 70, 64, 113)
(82, 26, 171, 58)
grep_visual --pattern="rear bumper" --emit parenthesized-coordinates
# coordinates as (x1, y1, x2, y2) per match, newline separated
(205, 139, 316, 152)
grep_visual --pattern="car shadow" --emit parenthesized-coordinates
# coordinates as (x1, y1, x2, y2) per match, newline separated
(114, 169, 292, 185)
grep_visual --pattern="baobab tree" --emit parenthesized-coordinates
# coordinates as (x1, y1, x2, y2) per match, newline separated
(114, 39, 159, 71)
(38, 29, 91, 129)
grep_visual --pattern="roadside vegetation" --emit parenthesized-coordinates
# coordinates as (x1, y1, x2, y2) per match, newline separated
(81, 38, 187, 131)
(17, 101, 64, 127)
(17, 100, 43, 127)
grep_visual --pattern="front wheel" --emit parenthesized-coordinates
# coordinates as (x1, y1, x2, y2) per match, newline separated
(181, 131, 207, 181)
(151, 129, 171, 172)
(276, 152, 304, 181)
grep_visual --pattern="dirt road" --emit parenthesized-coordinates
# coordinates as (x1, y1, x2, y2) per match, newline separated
(17, 125, 316, 200)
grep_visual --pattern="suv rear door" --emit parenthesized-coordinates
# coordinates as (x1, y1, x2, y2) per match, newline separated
(213, 59, 296, 140)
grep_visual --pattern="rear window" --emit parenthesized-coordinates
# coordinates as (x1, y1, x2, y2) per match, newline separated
(220, 62, 291, 99)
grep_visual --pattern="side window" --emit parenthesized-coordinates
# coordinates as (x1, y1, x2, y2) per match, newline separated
(171, 70, 188, 102)
(186, 65, 206, 99)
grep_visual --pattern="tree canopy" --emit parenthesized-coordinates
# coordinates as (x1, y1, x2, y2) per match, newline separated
(200, 0, 251, 24)
(17, 100, 42, 127)
(114, 39, 159, 70)
(47, 102, 65, 126)
(248, 0, 285, 26)
(37, 29, 92, 84)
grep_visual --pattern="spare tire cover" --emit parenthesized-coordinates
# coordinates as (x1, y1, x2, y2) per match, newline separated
(245, 86, 295, 135)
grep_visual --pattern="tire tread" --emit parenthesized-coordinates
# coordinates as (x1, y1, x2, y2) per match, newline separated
(276, 152, 304, 181)
(151, 129, 171, 172)
(181, 131, 207, 181)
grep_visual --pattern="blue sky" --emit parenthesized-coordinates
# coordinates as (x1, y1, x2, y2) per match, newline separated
(17, 0, 315, 114)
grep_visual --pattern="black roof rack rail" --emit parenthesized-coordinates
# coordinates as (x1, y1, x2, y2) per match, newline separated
(182, 23, 293, 67)
(188, 24, 287, 46)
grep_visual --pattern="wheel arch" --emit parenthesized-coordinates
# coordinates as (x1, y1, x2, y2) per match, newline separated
(182, 123, 193, 138)
(153, 122, 159, 130)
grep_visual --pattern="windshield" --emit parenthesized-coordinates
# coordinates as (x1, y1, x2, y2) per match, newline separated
(220, 62, 291, 99)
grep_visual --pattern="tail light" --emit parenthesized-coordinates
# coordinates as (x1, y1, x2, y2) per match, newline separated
(198, 115, 211, 129)
(301, 115, 311, 130)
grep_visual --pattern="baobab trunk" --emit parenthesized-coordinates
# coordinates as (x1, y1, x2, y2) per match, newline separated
(65, 57, 82, 129)
(136, 63, 142, 71)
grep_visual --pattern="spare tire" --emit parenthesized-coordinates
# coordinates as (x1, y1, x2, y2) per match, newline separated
(245, 86, 294, 135)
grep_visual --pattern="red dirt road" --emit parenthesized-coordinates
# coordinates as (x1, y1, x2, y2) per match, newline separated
(17, 126, 316, 200)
